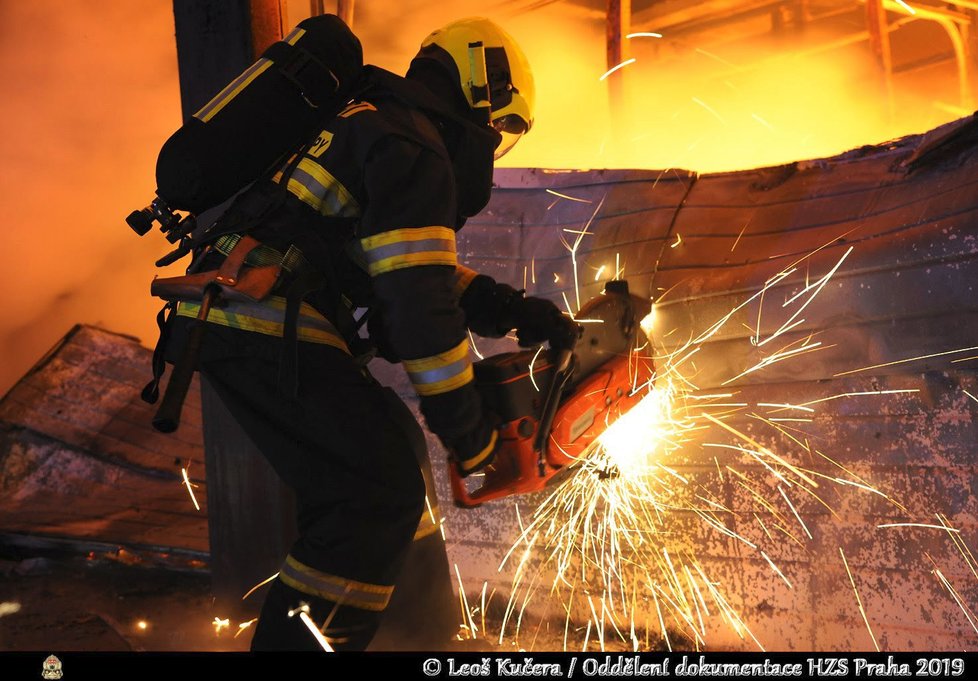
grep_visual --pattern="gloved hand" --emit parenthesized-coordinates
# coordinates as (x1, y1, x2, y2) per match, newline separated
(510, 294, 582, 350)
(445, 418, 500, 477)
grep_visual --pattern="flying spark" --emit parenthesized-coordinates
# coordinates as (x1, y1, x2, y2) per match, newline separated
(599, 58, 637, 81)
(481, 236, 971, 652)
(840, 547, 879, 652)
(878, 523, 961, 533)
(234, 618, 257, 638)
(834, 346, 978, 377)
(212, 617, 230, 635)
(288, 603, 334, 652)
(692, 97, 727, 126)
(181, 464, 201, 511)
(546, 189, 593, 203)
(895, 0, 916, 14)
(242, 572, 279, 601)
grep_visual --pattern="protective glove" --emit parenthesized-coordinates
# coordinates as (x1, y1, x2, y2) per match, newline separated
(510, 294, 582, 351)
(445, 418, 500, 477)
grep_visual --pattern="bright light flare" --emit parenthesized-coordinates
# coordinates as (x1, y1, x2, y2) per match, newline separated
(595, 383, 675, 470)
(212, 617, 230, 635)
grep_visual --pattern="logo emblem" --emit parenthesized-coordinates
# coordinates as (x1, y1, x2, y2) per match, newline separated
(308, 131, 334, 158)
(42, 655, 63, 679)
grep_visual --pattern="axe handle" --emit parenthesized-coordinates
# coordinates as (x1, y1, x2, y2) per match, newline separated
(152, 285, 219, 433)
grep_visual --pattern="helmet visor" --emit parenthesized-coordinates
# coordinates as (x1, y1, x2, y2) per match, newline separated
(492, 114, 528, 160)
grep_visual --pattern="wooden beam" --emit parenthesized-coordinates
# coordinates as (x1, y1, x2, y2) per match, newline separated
(171, 0, 253, 120)
(865, 0, 895, 117)
(606, 0, 631, 129)
(606, 0, 631, 70)
(337, 0, 355, 28)
(248, 0, 285, 56)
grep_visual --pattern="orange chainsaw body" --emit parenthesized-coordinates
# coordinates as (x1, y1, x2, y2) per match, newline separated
(449, 281, 654, 508)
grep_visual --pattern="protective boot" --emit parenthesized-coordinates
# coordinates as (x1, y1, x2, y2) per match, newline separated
(250, 578, 380, 651)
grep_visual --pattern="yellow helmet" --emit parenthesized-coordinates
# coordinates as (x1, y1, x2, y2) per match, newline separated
(415, 17, 534, 158)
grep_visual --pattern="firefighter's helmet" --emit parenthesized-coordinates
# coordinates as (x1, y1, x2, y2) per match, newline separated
(414, 17, 535, 158)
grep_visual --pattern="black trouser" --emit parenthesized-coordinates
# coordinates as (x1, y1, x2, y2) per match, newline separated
(167, 317, 426, 650)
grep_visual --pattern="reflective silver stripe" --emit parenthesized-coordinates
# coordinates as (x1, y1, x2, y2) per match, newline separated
(213, 300, 334, 331)
(402, 339, 473, 396)
(359, 227, 458, 276)
(288, 165, 360, 217)
(407, 357, 471, 388)
(364, 238, 457, 266)
(175, 297, 349, 352)
(279, 556, 393, 611)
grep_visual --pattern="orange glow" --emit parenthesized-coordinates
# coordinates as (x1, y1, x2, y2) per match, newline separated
(0, 1, 181, 393)
(0, 0, 967, 393)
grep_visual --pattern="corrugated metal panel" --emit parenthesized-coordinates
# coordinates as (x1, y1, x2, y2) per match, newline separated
(438, 114, 978, 650)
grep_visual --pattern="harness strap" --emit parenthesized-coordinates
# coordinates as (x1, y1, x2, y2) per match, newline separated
(141, 301, 175, 405)
(279, 264, 327, 397)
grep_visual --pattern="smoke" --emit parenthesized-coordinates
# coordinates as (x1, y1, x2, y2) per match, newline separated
(0, 1, 965, 394)
(0, 0, 181, 394)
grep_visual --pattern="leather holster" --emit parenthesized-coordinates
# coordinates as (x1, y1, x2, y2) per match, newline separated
(151, 235, 282, 304)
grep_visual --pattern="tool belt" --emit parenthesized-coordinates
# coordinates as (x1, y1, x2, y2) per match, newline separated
(143, 233, 329, 432)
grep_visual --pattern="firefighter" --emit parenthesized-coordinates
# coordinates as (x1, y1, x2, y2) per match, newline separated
(165, 17, 577, 651)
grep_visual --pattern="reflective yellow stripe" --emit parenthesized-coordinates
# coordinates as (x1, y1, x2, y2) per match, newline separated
(194, 59, 273, 123)
(459, 430, 498, 474)
(360, 227, 457, 276)
(284, 158, 360, 217)
(279, 555, 393, 612)
(452, 265, 479, 300)
(175, 297, 350, 354)
(338, 101, 377, 118)
(402, 339, 473, 396)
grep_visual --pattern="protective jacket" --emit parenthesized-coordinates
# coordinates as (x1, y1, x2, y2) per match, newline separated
(178, 67, 507, 476)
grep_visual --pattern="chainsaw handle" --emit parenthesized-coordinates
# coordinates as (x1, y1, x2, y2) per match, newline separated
(533, 348, 575, 471)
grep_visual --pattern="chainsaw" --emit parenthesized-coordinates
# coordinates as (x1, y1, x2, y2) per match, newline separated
(449, 280, 655, 508)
